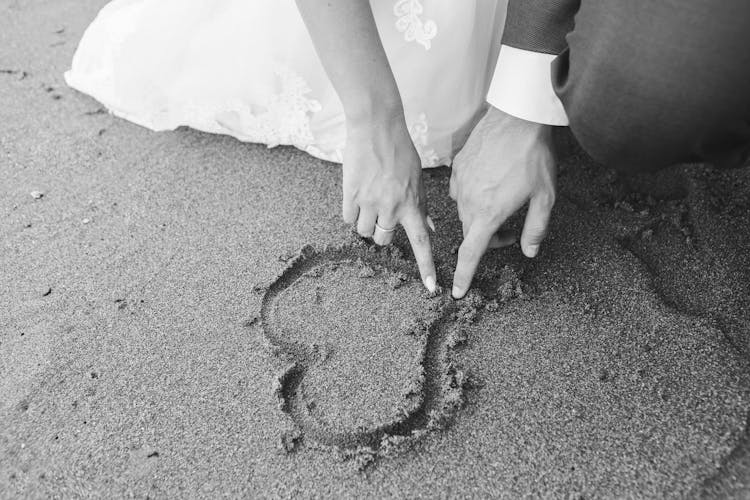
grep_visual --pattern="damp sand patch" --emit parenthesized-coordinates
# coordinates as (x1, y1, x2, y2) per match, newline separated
(256, 242, 478, 464)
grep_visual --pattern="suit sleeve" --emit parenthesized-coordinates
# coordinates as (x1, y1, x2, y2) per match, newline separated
(486, 0, 579, 126)
(502, 0, 580, 54)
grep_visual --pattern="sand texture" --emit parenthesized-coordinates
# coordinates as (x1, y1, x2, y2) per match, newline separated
(2, 1, 750, 498)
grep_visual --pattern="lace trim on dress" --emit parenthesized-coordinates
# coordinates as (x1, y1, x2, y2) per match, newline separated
(409, 113, 440, 167)
(270, 66, 324, 147)
(393, 0, 437, 50)
(209, 70, 443, 168)
(210, 65, 324, 154)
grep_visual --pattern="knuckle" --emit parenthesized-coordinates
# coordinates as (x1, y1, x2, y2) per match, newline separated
(476, 203, 494, 218)
(458, 245, 478, 262)
(378, 208, 397, 224)
(538, 190, 556, 209)
(411, 230, 430, 247)
(358, 196, 376, 209)
(380, 191, 401, 207)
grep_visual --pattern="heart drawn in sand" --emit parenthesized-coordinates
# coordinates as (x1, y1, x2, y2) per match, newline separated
(256, 243, 474, 463)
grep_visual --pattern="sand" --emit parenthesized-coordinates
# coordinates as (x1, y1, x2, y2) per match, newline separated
(2, 0, 750, 497)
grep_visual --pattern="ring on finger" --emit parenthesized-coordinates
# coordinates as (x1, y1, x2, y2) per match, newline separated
(374, 222, 396, 233)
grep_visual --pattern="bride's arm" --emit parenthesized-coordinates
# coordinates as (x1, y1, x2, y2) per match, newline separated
(295, 0, 401, 121)
(295, 0, 438, 294)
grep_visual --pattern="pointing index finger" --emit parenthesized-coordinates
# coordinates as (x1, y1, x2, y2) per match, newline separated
(400, 211, 437, 293)
(452, 221, 494, 299)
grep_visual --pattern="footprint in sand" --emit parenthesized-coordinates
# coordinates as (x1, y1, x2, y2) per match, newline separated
(255, 242, 474, 460)
(616, 167, 750, 357)
(612, 167, 750, 495)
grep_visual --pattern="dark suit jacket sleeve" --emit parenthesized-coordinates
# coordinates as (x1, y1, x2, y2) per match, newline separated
(501, 0, 580, 55)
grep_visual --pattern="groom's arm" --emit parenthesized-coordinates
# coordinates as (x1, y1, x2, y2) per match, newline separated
(503, 0, 579, 53)
(487, 0, 580, 126)
(452, 1, 580, 298)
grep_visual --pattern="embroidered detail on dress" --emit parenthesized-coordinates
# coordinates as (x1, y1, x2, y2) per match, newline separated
(393, 0, 437, 50)
(264, 65, 323, 147)
(409, 113, 440, 167)
(211, 64, 323, 154)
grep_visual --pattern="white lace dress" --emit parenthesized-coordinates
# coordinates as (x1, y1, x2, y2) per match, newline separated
(65, 0, 507, 167)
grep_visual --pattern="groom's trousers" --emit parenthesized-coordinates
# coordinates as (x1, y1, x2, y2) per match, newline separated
(503, 0, 750, 172)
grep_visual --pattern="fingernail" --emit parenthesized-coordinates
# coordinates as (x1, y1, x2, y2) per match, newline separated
(525, 244, 539, 258)
(452, 285, 464, 299)
(426, 216, 436, 232)
(424, 276, 436, 293)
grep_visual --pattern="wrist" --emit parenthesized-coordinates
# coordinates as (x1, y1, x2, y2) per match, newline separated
(344, 96, 405, 129)
(345, 97, 407, 135)
(485, 105, 553, 141)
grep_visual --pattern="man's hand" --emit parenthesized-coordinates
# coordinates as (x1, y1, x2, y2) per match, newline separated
(450, 106, 557, 299)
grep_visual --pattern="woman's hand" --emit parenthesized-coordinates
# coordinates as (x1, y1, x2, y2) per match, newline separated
(344, 110, 437, 293)
(296, 0, 437, 293)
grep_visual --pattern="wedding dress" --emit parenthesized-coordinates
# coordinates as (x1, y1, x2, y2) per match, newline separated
(65, 0, 506, 167)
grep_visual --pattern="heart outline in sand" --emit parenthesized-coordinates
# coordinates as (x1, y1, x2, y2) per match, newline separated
(255, 242, 474, 462)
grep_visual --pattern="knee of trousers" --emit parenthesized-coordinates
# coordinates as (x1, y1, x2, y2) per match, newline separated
(558, 62, 700, 173)
(554, 3, 750, 173)
(564, 100, 678, 173)
(563, 74, 750, 173)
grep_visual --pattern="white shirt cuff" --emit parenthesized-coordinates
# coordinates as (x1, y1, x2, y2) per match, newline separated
(486, 45, 569, 126)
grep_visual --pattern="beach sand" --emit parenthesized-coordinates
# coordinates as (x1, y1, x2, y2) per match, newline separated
(2, 0, 750, 497)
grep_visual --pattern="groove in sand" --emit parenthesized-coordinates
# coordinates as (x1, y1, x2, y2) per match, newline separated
(259, 243, 465, 454)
